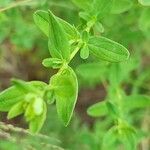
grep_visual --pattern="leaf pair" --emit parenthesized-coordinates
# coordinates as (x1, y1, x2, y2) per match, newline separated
(34, 10, 79, 62)
(87, 95, 150, 117)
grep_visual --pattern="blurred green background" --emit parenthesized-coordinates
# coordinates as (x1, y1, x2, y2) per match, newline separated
(0, 0, 150, 149)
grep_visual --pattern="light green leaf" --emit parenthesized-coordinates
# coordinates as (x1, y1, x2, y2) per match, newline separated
(102, 126, 118, 149)
(93, 0, 113, 19)
(81, 31, 89, 42)
(11, 79, 37, 93)
(50, 67, 78, 126)
(72, 0, 92, 11)
(123, 95, 150, 111)
(120, 127, 137, 150)
(25, 103, 35, 122)
(111, 0, 133, 14)
(138, 0, 150, 6)
(33, 10, 79, 41)
(47, 10, 70, 60)
(93, 22, 105, 34)
(80, 45, 89, 59)
(79, 11, 91, 21)
(42, 58, 63, 68)
(29, 102, 47, 133)
(87, 101, 108, 117)
(0, 86, 25, 111)
(88, 36, 130, 62)
(7, 101, 24, 119)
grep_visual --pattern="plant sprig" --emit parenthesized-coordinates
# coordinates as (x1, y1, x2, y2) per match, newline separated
(0, 1, 130, 133)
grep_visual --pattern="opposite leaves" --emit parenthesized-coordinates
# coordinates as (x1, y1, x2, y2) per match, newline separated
(88, 36, 130, 62)
(33, 10, 79, 41)
(50, 67, 78, 126)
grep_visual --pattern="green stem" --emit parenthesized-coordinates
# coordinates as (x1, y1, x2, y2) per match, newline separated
(69, 42, 82, 62)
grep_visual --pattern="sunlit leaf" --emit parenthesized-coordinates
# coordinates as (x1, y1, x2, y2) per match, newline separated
(88, 36, 130, 62)
(51, 67, 78, 126)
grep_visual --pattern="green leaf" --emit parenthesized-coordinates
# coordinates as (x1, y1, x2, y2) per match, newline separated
(0, 81, 46, 112)
(42, 58, 63, 69)
(11, 79, 37, 93)
(72, 0, 92, 11)
(25, 103, 36, 122)
(138, 0, 150, 6)
(102, 126, 118, 149)
(111, 0, 133, 14)
(50, 67, 78, 126)
(88, 36, 130, 62)
(33, 10, 79, 41)
(0, 86, 25, 111)
(47, 10, 70, 60)
(7, 101, 24, 119)
(29, 102, 47, 133)
(79, 11, 91, 21)
(93, 0, 113, 19)
(80, 45, 89, 59)
(106, 101, 120, 118)
(120, 127, 137, 150)
(93, 22, 105, 34)
(123, 95, 150, 111)
(81, 31, 89, 42)
(87, 101, 108, 117)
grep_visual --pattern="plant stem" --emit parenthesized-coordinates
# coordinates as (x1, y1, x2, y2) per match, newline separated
(69, 42, 82, 62)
